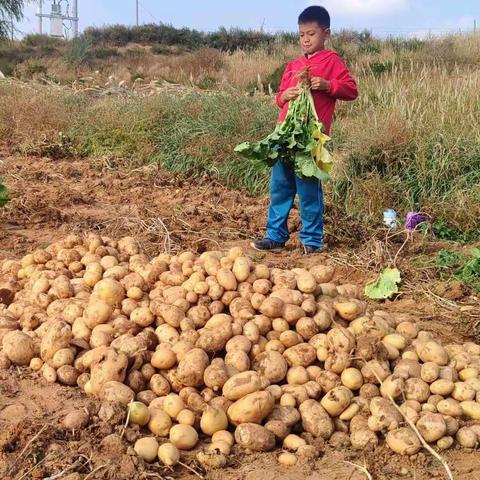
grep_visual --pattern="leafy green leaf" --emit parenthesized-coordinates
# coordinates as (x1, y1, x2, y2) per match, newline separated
(365, 268, 402, 300)
(0, 178, 9, 208)
(234, 83, 334, 181)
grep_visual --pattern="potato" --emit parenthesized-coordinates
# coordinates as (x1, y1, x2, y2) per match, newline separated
(456, 427, 478, 448)
(418, 341, 449, 366)
(416, 413, 447, 442)
(42, 364, 57, 383)
(430, 379, 454, 396)
(460, 401, 480, 420)
(227, 391, 275, 425)
(295, 271, 316, 294)
(62, 410, 90, 430)
(280, 330, 302, 348)
(128, 401, 151, 426)
(158, 443, 180, 466)
(339, 403, 359, 421)
(90, 349, 128, 395)
(169, 424, 199, 450)
(451, 382, 476, 402)
(196, 451, 227, 469)
(200, 406, 228, 436)
(341, 368, 363, 390)
(310, 265, 335, 284)
(286, 366, 309, 385)
(260, 297, 284, 318)
(283, 343, 316, 367)
(405, 378, 430, 402)
(30, 357, 43, 371)
(278, 452, 297, 466)
(327, 327, 355, 353)
(234, 423, 275, 452)
(319, 386, 353, 417)
(54, 365, 78, 386)
(209, 431, 233, 448)
(361, 360, 391, 384)
(176, 348, 209, 387)
(299, 400, 334, 439)
(176, 409, 196, 426)
(207, 440, 231, 455)
(280, 393, 296, 407)
(223, 371, 262, 400)
(148, 409, 172, 436)
(216, 268, 237, 291)
(380, 375, 405, 399)
(334, 301, 361, 321)
(325, 352, 351, 374)
(40, 320, 72, 361)
(163, 393, 185, 419)
(421, 362, 440, 383)
(459, 368, 479, 381)
(2, 330, 35, 365)
(386, 428, 421, 455)
(232, 257, 251, 282)
(151, 346, 177, 370)
(92, 278, 125, 306)
(134, 437, 159, 463)
(282, 433, 306, 452)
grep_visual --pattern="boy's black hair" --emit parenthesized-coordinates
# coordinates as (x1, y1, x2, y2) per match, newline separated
(298, 5, 331, 29)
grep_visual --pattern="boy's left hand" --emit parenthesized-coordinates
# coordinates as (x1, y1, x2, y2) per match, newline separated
(310, 77, 331, 92)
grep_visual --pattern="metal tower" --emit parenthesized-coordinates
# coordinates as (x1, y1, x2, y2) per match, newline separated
(37, 0, 79, 38)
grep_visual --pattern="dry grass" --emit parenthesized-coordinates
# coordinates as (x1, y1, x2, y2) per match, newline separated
(0, 81, 74, 152)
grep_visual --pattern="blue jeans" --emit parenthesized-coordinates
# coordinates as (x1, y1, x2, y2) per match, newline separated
(266, 161, 324, 247)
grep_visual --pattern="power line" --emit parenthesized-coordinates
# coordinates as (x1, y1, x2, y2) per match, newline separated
(138, 1, 160, 24)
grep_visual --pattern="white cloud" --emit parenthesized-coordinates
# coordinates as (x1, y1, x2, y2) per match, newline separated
(309, 0, 409, 17)
(411, 15, 476, 39)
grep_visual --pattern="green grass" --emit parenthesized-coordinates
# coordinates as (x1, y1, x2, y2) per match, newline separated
(69, 92, 273, 194)
(436, 248, 480, 292)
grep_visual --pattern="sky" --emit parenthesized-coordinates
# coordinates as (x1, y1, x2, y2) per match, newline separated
(15, 0, 480, 39)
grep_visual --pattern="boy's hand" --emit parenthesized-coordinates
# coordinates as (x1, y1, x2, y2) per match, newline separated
(281, 87, 301, 103)
(310, 77, 331, 92)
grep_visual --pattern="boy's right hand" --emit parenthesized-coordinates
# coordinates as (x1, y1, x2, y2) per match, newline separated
(280, 87, 301, 104)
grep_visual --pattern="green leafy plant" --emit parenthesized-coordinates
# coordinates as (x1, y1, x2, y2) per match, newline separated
(234, 70, 333, 181)
(432, 220, 479, 244)
(365, 268, 401, 300)
(0, 177, 9, 207)
(436, 248, 480, 292)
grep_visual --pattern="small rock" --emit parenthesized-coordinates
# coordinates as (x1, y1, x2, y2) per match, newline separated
(98, 401, 125, 425)
(400, 467, 409, 476)
(63, 474, 82, 480)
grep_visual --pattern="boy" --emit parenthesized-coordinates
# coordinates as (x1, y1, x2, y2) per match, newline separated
(252, 5, 358, 255)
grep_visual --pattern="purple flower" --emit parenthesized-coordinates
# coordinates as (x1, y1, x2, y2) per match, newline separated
(405, 212, 428, 232)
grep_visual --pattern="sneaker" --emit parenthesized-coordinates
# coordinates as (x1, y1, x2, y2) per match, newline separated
(302, 245, 323, 256)
(250, 238, 285, 252)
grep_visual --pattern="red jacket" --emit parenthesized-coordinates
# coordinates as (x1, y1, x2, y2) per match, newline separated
(276, 49, 358, 134)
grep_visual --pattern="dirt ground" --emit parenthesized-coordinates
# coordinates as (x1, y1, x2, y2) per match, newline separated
(1, 152, 480, 479)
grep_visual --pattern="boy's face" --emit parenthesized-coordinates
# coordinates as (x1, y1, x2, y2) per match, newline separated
(299, 22, 331, 55)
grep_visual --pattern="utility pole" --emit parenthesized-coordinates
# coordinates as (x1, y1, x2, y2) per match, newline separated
(474, 19, 477, 34)
(38, 0, 43, 34)
(136, 0, 139, 26)
(73, 0, 78, 37)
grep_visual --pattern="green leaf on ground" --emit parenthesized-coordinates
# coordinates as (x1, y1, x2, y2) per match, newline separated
(0, 178, 9, 207)
(365, 268, 401, 300)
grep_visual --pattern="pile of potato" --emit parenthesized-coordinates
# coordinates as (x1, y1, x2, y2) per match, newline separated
(1, 234, 480, 469)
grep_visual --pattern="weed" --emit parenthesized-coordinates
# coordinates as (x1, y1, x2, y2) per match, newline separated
(436, 248, 480, 292)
